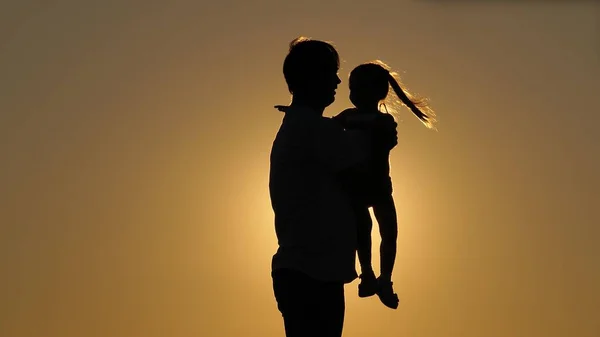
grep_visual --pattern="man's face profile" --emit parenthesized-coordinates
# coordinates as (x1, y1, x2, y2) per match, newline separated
(307, 61, 341, 108)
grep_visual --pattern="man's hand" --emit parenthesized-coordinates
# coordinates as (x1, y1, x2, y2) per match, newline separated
(379, 115, 398, 150)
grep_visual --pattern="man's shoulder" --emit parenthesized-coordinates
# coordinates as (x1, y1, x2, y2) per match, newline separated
(317, 115, 347, 136)
(333, 107, 359, 121)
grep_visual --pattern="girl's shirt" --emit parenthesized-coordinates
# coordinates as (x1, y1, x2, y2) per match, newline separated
(333, 108, 397, 199)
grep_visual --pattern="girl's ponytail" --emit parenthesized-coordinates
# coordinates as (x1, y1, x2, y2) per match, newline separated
(387, 72, 436, 129)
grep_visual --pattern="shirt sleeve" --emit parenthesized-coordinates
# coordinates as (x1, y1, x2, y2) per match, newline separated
(314, 117, 370, 173)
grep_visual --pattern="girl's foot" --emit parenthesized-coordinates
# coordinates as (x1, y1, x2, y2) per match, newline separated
(358, 271, 378, 298)
(377, 277, 399, 309)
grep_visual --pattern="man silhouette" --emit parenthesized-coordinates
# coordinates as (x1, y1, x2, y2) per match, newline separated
(269, 37, 397, 337)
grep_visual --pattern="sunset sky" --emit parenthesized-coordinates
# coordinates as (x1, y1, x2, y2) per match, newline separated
(1, 1, 599, 337)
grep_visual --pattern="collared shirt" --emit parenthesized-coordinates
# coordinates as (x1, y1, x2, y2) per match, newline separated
(269, 105, 370, 283)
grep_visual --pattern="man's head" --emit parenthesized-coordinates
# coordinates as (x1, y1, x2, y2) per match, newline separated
(283, 37, 341, 109)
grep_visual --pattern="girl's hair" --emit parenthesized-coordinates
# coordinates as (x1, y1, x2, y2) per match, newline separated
(349, 60, 436, 129)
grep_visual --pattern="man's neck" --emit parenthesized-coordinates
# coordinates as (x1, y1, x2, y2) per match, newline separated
(290, 96, 325, 115)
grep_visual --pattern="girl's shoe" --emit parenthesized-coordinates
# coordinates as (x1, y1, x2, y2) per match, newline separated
(377, 277, 399, 309)
(358, 271, 378, 298)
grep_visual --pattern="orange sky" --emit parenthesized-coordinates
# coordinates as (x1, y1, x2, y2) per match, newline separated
(1, 2, 599, 337)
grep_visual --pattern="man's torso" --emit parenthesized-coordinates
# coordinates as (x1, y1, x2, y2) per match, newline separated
(269, 107, 360, 283)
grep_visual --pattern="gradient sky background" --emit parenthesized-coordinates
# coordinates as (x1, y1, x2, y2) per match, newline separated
(1, 1, 599, 337)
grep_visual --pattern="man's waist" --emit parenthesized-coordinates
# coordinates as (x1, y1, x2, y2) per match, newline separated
(272, 246, 357, 284)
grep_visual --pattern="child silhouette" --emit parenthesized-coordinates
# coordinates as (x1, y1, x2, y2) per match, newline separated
(334, 61, 435, 309)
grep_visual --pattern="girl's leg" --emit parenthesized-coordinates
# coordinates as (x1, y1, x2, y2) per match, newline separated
(355, 203, 377, 297)
(372, 194, 399, 309)
(372, 194, 398, 282)
(356, 204, 374, 275)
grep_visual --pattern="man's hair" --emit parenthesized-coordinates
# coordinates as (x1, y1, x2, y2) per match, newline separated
(283, 37, 340, 94)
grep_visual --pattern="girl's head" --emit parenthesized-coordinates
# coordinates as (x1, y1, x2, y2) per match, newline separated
(349, 60, 436, 129)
